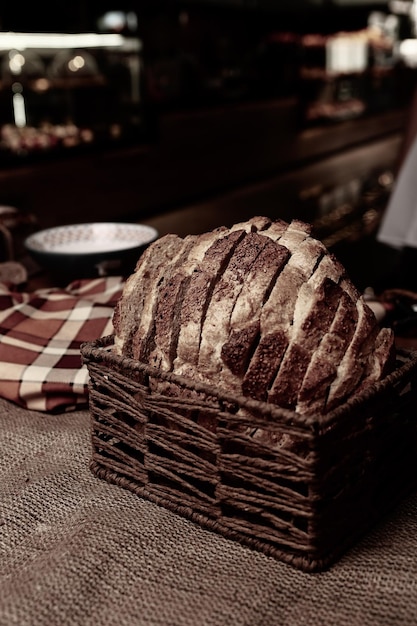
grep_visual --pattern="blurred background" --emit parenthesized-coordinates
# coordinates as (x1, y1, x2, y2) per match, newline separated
(1, 0, 417, 289)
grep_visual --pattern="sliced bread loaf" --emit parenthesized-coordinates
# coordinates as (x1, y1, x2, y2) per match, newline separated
(113, 217, 395, 418)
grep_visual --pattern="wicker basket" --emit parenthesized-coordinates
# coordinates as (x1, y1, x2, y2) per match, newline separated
(81, 336, 417, 572)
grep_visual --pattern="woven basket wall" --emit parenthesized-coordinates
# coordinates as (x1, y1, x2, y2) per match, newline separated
(81, 336, 417, 572)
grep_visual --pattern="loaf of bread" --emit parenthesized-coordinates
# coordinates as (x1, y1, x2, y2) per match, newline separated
(112, 217, 395, 416)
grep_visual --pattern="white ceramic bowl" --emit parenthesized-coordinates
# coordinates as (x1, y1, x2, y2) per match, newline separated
(24, 222, 158, 279)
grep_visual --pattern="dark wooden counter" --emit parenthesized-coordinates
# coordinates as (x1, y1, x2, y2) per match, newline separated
(0, 98, 407, 235)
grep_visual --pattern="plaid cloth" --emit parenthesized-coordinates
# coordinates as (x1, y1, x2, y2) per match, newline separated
(0, 276, 124, 412)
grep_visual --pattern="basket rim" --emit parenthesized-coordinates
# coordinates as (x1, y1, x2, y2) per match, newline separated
(81, 335, 417, 431)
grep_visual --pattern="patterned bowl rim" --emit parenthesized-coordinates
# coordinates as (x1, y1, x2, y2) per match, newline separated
(24, 222, 159, 256)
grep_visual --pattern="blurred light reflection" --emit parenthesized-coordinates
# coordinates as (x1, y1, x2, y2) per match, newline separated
(12, 83, 26, 127)
(0, 32, 140, 52)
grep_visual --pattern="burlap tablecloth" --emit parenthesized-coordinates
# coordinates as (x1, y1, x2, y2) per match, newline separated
(1, 397, 417, 626)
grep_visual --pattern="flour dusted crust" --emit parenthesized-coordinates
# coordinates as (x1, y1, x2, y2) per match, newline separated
(112, 217, 396, 417)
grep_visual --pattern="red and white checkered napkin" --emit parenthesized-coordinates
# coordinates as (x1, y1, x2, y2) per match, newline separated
(0, 276, 124, 412)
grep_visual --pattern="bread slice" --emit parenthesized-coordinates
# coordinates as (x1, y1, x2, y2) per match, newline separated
(220, 238, 290, 392)
(146, 227, 230, 370)
(242, 236, 326, 401)
(268, 276, 342, 410)
(112, 233, 184, 357)
(296, 290, 357, 415)
(174, 228, 246, 376)
(197, 231, 270, 381)
(355, 326, 396, 392)
(325, 302, 380, 412)
(131, 234, 198, 365)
